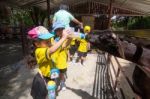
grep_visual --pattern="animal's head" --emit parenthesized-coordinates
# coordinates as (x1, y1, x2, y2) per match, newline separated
(87, 30, 119, 55)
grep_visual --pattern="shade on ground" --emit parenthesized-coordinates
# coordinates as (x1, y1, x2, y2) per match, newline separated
(0, 41, 23, 69)
(0, 53, 114, 99)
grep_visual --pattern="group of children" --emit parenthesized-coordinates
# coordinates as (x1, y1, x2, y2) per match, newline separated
(27, 4, 92, 99)
(69, 26, 91, 65)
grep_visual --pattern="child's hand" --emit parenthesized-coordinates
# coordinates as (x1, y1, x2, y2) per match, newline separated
(62, 29, 70, 39)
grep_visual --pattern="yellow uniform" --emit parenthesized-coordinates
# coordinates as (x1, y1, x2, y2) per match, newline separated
(50, 37, 55, 45)
(55, 40, 69, 70)
(50, 37, 62, 64)
(56, 47, 68, 69)
(70, 38, 76, 46)
(51, 47, 61, 63)
(78, 38, 88, 53)
(35, 48, 53, 77)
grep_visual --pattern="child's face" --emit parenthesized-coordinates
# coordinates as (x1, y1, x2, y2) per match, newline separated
(34, 39, 51, 48)
(85, 30, 90, 34)
(56, 28, 63, 37)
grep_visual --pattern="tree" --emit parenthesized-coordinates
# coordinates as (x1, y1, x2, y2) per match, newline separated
(29, 7, 47, 26)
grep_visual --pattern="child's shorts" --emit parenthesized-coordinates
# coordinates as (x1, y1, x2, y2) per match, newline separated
(59, 68, 67, 74)
(69, 45, 77, 55)
(78, 51, 87, 57)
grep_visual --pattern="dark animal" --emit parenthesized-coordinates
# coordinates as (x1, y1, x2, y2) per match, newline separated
(88, 30, 150, 99)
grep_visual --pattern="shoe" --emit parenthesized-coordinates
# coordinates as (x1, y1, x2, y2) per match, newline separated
(61, 86, 66, 91)
(60, 82, 66, 91)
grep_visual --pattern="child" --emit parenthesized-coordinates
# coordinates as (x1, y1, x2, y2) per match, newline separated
(77, 25, 91, 65)
(69, 26, 84, 61)
(52, 21, 72, 91)
(28, 26, 69, 99)
(69, 38, 76, 61)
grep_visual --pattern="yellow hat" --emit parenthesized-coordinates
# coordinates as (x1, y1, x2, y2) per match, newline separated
(48, 81, 56, 86)
(84, 26, 91, 33)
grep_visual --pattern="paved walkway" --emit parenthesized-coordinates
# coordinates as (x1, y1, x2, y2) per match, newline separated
(0, 53, 98, 99)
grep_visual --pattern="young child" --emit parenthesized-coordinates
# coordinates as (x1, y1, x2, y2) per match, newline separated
(69, 38, 76, 61)
(69, 26, 84, 61)
(77, 25, 91, 65)
(28, 26, 69, 99)
(52, 21, 72, 91)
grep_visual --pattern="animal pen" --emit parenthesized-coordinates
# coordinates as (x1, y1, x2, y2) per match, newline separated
(0, 0, 150, 99)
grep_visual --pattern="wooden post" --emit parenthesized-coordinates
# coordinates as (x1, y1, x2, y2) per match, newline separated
(107, 0, 113, 29)
(47, 0, 50, 27)
(20, 20, 26, 56)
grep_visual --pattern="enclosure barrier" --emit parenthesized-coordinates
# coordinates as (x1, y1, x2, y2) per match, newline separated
(105, 53, 147, 99)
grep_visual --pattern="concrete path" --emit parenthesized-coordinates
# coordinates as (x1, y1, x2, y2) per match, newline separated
(0, 53, 98, 99)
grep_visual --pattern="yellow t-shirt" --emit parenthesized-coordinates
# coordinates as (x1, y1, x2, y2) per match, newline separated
(35, 47, 53, 77)
(56, 48, 68, 69)
(56, 40, 69, 69)
(78, 38, 88, 52)
(51, 46, 61, 63)
(50, 37, 60, 64)
(70, 38, 76, 45)
(50, 37, 55, 45)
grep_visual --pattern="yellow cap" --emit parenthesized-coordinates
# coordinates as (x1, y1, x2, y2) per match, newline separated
(84, 26, 91, 33)
(48, 81, 56, 85)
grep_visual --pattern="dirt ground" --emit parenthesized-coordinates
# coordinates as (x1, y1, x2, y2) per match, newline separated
(0, 53, 97, 99)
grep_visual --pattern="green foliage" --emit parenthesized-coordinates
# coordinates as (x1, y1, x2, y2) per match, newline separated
(113, 16, 150, 30)
(30, 7, 47, 26)
(128, 16, 150, 29)
(1, 6, 47, 27)
(10, 8, 34, 27)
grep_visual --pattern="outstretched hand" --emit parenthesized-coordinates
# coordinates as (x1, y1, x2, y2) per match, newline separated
(62, 29, 70, 39)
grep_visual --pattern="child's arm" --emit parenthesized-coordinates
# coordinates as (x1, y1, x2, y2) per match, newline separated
(67, 50, 70, 61)
(49, 30, 68, 53)
(62, 38, 72, 49)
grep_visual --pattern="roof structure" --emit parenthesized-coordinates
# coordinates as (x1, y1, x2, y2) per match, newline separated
(2, 0, 150, 16)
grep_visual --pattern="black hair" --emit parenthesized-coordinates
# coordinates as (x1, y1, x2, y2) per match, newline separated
(54, 28, 64, 33)
(59, 4, 69, 10)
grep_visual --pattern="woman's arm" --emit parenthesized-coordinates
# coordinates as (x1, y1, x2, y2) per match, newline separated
(72, 19, 83, 28)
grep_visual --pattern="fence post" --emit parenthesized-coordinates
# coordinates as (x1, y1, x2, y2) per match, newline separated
(20, 20, 27, 56)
